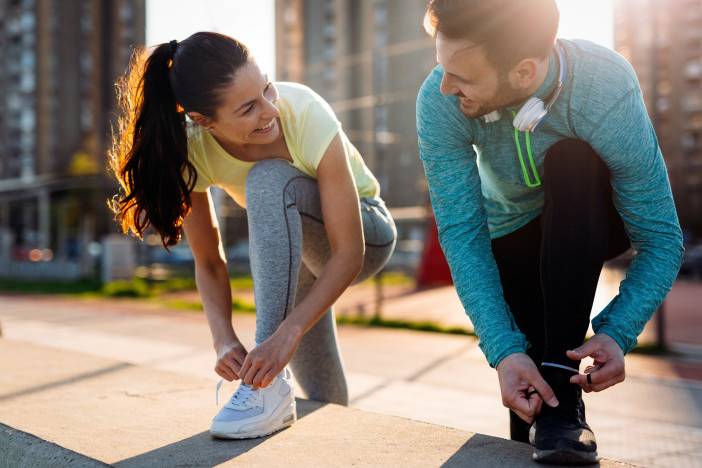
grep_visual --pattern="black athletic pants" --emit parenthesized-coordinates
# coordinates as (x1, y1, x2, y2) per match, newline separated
(489, 139, 630, 442)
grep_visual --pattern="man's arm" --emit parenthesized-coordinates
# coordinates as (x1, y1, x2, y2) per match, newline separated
(581, 87, 684, 353)
(416, 67, 528, 368)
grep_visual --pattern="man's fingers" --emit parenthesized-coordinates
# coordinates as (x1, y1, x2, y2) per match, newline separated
(591, 372, 625, 392)
(528, 371, 559, 407)
(570, 361, 624, 391)
(567, 340, 599, 360)
(589, 361, 624, 384)
(569, 373, 594, 392)
(509, 393, 534, 416)
(509, 396, 536, 423)
(527, 390, 544, 416)
(514, 408, 534, 424)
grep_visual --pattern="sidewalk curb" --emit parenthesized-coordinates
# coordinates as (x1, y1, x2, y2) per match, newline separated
(0, 423, 110, 468)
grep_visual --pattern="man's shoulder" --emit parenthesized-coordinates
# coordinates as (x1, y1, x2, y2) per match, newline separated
(417, 65, 449, 109)
(561, 39, 643, 136)
(565, 39, 640, 96)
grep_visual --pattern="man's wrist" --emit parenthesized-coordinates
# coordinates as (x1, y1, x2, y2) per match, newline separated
(493, 348, 528, 370)
(595, 328, 630, 354)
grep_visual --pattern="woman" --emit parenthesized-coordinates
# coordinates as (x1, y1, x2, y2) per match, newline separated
(109, 32, 396, 439)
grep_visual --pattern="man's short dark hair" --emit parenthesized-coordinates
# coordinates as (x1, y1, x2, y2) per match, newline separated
(424, 0, 560, 71)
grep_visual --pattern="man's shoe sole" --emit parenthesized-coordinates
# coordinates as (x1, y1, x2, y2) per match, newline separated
(533, 448, 598, 465)
(210, 403, 297, 440)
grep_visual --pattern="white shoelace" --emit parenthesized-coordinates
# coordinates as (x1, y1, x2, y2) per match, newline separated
(541, 362, 580, 374)
(215, 378, 258, 409)
(215, 379, 224, 406)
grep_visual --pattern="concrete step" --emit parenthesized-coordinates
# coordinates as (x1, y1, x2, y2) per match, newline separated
(0, 340, 632, 467)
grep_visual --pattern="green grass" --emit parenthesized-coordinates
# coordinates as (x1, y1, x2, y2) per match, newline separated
(149, 276, 197, 293)
(229, 276, 254, 289)
(101, 278, 153, 298)
(359, 271, 415, 287)
(335, 314, 473, 336)
(0, 278, 102, 295)
(0, 272, 409, 298)
(0, 275, 254, 296)
(161, 297, 256, 313)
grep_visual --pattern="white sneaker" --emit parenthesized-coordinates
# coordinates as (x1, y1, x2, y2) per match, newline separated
(209, 368, 296, 439)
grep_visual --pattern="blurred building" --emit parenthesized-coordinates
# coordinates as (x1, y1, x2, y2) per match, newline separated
(275, 0, 435, 207)
(615, 0, 702, 237)
(0, 0, 145, 276)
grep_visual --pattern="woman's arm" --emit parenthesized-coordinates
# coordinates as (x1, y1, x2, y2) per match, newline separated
(183, 190, 248, 381)
(283, 134, 365, 335)
(239, 134, 365, 388)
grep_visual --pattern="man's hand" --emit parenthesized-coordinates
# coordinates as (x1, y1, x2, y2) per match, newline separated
(567, 334, 625, 392)
(496, 353, 559, 424)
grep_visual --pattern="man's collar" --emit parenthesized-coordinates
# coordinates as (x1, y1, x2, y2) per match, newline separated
(534, 47, 559, 101)
(504, 47, 558, 113)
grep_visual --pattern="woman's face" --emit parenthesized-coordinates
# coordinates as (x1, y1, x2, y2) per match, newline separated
(197, 61, 281, 147)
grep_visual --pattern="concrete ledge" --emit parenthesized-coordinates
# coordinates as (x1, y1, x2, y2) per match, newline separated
(0, 423, 109, 468)
(0, 340, 633, 467)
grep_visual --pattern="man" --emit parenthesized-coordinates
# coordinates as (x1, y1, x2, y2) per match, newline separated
(416, 0, 683, 464)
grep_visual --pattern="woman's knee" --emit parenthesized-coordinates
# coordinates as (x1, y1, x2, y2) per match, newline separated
(246, 159, 297, 194)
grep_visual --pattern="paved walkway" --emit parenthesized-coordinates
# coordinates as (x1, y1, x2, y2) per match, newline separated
(1, 294, 701, 466)
(4, 341, 596, 468)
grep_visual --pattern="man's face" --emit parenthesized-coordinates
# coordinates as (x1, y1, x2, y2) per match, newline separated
(435, 33, 522, 119)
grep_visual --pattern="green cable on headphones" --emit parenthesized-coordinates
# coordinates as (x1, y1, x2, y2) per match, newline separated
(497, 40, 567, 189)
(512, 110, 542, 188)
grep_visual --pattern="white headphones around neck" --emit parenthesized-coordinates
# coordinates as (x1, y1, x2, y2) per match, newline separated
(483, 40, 567, 132)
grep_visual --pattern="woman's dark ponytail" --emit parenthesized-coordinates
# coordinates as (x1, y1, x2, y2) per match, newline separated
(109, 32, 249, 248)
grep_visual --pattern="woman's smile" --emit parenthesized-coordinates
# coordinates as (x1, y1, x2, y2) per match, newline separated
(253, 119, 276, 134)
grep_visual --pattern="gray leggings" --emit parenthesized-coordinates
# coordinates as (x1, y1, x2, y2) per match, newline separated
(245, 159, 397, 405)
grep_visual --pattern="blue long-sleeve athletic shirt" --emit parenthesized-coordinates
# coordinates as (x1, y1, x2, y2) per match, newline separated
(416, 39, 684, 368)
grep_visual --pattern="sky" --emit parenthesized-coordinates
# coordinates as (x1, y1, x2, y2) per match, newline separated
(146, 0, 614, 80)
(146, 0, 276, 77)
(556, 0, 614, 48)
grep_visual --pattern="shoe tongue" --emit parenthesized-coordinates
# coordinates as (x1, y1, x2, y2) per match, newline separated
(228, 384, 259, 409)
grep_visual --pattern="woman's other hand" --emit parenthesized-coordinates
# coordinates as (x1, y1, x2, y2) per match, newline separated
(215, 340, 249, 381)
(239, 326, 302, 388)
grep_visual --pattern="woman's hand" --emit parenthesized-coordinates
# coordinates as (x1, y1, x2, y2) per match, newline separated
(215, 340, 249, 382)
(240, 326, 302, 388)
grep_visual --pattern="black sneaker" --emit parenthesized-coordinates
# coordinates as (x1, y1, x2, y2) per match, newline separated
(530, 364, 598, 465)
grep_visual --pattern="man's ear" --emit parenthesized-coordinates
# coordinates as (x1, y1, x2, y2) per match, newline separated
(509, 58, 540, 90)
(188, 111, 212, 129)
